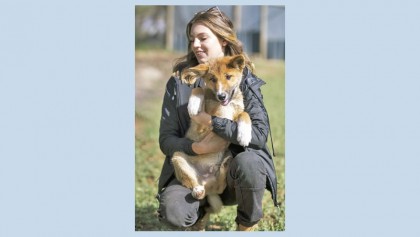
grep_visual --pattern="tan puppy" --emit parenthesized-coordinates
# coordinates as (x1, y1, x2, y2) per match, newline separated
(171, 55, 252, 213)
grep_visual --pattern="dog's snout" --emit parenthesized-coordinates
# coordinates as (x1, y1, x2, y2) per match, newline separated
(217, 93, 227, 101)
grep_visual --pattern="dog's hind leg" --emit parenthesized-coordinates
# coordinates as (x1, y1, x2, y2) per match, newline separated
(172, 152, 205, 199)
(172, 152, 200, 189)
(211, 153, 232, 194)
(206, 194, 223, 213)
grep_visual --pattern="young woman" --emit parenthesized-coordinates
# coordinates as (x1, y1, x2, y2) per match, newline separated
(156, 6, 278, 231)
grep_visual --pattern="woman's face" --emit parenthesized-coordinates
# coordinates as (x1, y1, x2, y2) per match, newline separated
(190, 23, 227, 64)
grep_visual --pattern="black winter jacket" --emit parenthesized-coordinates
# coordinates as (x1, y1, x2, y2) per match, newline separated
(157, 67, 279, 206)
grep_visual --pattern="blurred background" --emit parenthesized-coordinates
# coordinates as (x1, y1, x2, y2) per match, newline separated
(135, 6, 285, 59)
(135, 5, 285, 231)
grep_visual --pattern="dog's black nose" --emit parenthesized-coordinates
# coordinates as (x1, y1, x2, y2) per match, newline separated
(217, 94, 226, 101)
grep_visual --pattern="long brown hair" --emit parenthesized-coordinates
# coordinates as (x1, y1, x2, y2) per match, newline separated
(173, 6, 254, 73)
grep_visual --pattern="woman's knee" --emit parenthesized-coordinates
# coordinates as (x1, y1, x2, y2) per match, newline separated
(229, 151, 266, 188)
(157, 184, 201, 228)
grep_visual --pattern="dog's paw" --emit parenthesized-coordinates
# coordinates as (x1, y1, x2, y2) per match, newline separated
(192, 185, 206, 200)
(187, 93, 203, 117)
(237, 121, 252, 147)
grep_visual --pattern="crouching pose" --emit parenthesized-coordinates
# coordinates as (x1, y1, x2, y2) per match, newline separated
(157, 6, 278, 231)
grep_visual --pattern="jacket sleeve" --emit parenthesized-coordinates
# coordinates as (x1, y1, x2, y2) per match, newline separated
(159, 77, 197, 157)
(211, 85, 269, 149)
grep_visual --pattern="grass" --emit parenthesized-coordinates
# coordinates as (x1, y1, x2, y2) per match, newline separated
(135, 50, 285, 231)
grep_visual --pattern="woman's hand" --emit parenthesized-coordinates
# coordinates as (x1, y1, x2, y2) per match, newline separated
(190, 111, 212, 128)
(192, 132, 229, 155)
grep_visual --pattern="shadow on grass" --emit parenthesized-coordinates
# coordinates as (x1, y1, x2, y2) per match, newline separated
(135, 203, 235, 231)
(135, 204, 166, 231)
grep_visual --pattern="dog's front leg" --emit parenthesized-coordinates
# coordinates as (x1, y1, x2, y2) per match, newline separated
(236, 112, 252, 147)
(188, 88, 204, 117)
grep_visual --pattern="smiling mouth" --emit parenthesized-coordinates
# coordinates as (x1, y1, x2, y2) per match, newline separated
(195, 51, 205, 57)
(220, 99, 229, 106)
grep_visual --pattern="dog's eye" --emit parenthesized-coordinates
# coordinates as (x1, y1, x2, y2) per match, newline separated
(225, 74, 232, 80)
(209, 77, 217, 83)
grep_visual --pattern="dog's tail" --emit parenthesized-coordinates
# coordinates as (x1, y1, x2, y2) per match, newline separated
(205, 194, 223, 213)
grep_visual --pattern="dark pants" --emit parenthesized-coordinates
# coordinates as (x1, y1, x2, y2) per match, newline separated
(157, 151, 266, 228)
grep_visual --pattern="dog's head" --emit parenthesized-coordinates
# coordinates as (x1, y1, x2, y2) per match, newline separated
(181, 55, 245, 106)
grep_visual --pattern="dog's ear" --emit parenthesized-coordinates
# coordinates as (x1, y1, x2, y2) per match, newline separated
(227, 54, 245, 70)
(181, 64, 209, 85)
